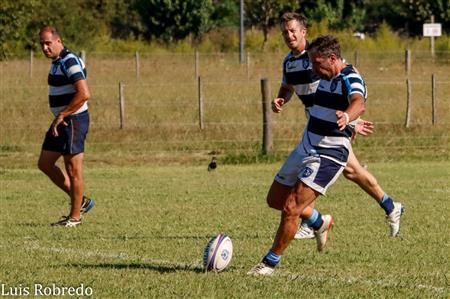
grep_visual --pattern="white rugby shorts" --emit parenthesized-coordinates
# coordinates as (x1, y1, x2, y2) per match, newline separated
(274, 148, 344, 195)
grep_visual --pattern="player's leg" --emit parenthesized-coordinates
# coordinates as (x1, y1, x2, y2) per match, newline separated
(248, 156, 341, 276)
(63, 153, 85, 221)
(267, 179, 317, 240)
(248, 181, 319, 276)
(343, 146, 404, 236)
(37, 150, 70, 194)
(343, 146, 383, 201)
(51, 112, 93, 227)
(271, 181, 319, 255)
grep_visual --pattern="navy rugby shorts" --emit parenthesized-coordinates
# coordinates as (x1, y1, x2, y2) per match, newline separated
(42, 110, 89, 155)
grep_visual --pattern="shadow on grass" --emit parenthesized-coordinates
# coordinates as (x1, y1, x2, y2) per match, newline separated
(67, 262, 205, 274)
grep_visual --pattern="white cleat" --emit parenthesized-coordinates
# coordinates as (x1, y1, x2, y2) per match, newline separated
(294, 223, 315, 240)
(247, 262, 275, 276)
(386, 202, 405, 237)
(314, 215, 333, 252)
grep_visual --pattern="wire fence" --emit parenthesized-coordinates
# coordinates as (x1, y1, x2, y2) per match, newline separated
(1, 51, 449, 165)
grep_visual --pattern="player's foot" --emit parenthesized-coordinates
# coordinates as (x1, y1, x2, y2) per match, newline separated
(247, 262, 275, 276)
(386, 202, 405, 237)
(294, 223, 315, 240)
(314, 214, 333, 252)
(51, 216, 81, 227)
(80, 196, 95, 216)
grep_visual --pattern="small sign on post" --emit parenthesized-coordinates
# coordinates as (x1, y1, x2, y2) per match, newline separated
(423, 23, 442, 37)
(423, 19, 441, 57)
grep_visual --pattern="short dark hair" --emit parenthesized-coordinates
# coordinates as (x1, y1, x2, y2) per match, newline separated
(307, 35, 341, 59)
(39, 26, 61, 39)
(280, 12, 307, 29)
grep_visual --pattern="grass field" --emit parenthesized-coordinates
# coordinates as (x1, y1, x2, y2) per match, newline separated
(1, 50, 449, 298)
(1, 161, 449, 298)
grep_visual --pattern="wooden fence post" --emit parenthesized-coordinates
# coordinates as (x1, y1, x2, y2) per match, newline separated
(119, 82, 125, 129)
(246, 52, 250, 80)
(261, 78, 272, 154)
(29, 50, 33, 78)
(432, 74, 437, 125)
(195, 50, 199, 80)
(198, 76, 204, 130)
(405, 49, 411, 77)
(135, 51, 140, 80)
(405, 79, 412, 128)
(80, 50, 86, 64)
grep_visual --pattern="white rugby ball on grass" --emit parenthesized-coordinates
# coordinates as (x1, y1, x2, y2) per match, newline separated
(203, 234, 233, 272)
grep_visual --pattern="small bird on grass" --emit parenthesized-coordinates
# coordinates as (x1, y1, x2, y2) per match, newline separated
(208, 157, 217, 171)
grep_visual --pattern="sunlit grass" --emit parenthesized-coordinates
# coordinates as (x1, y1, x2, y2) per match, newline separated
(0, 162, 449, 298)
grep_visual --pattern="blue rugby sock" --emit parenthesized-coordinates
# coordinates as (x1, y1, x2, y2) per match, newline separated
(304, 209, 323, 230)
(262, 250, 281, 268)
(379, 193, 394, 215)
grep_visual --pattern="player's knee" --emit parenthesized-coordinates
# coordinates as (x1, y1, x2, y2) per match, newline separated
(282, 200, 302, 217)
(266, 194, 282, 210)
(37, 159, 51, 174)
(343, 166, 356, 181)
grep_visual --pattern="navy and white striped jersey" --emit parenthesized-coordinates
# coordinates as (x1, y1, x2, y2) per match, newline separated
(47, 48, 87, 116)
(302, 64, 367, 164)
(282, 50, 320, 108)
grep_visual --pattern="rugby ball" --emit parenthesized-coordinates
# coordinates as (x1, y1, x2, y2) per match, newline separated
(203, 234, 233, 272)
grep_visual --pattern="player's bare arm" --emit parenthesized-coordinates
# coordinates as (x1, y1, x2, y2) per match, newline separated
(336, 93, 365, 131)
(272, 84, 294, 113)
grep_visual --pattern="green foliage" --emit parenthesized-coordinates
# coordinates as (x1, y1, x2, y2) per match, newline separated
(134, 0, 214, 42)
(305, 0, 366, 31)
(198, 27, 239, 52)
(244, 0, 299, 49)
(374, 21, 404, 49)
(400, 0, 450, 35)
(210, 0, 240, 28)
(1, 0, 449, 57)
(0, 0, 41, 58)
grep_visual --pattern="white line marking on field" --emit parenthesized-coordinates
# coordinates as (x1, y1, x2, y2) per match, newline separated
(21, 241, 447, 294)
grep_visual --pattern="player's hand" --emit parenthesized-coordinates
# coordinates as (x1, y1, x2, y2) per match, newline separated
(272, 98, 285, 113)
(355, 119, 374, 136)
(51, 115, 68, 137)
(336, 110, 349, 131)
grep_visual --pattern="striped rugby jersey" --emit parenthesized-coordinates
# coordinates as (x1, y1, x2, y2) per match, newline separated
(302, 64, 367, 164)
(282, 49, 320, 108)
(47, 48, 87, 116)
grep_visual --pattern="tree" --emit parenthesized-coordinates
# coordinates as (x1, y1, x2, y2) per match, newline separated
(135, 0, 215, 42)
(0, 0, 41, 58)
(399, 0, 450, 35)
(245, 0, 299, 50)
(305, 0, 366, 31)
(210, 0, 240, 28)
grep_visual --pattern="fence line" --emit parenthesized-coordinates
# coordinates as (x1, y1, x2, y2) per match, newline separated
(5, 137, 446, 146)
(14, 48, 450, 85)
(2, 78, 449, 89)
(2, 51, 449, 158)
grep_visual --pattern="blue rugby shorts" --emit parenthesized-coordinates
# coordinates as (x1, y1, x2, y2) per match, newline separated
(42, 110, 89, 155)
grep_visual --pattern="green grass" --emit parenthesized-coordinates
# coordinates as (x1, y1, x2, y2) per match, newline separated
(1, 161, 449, 298)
